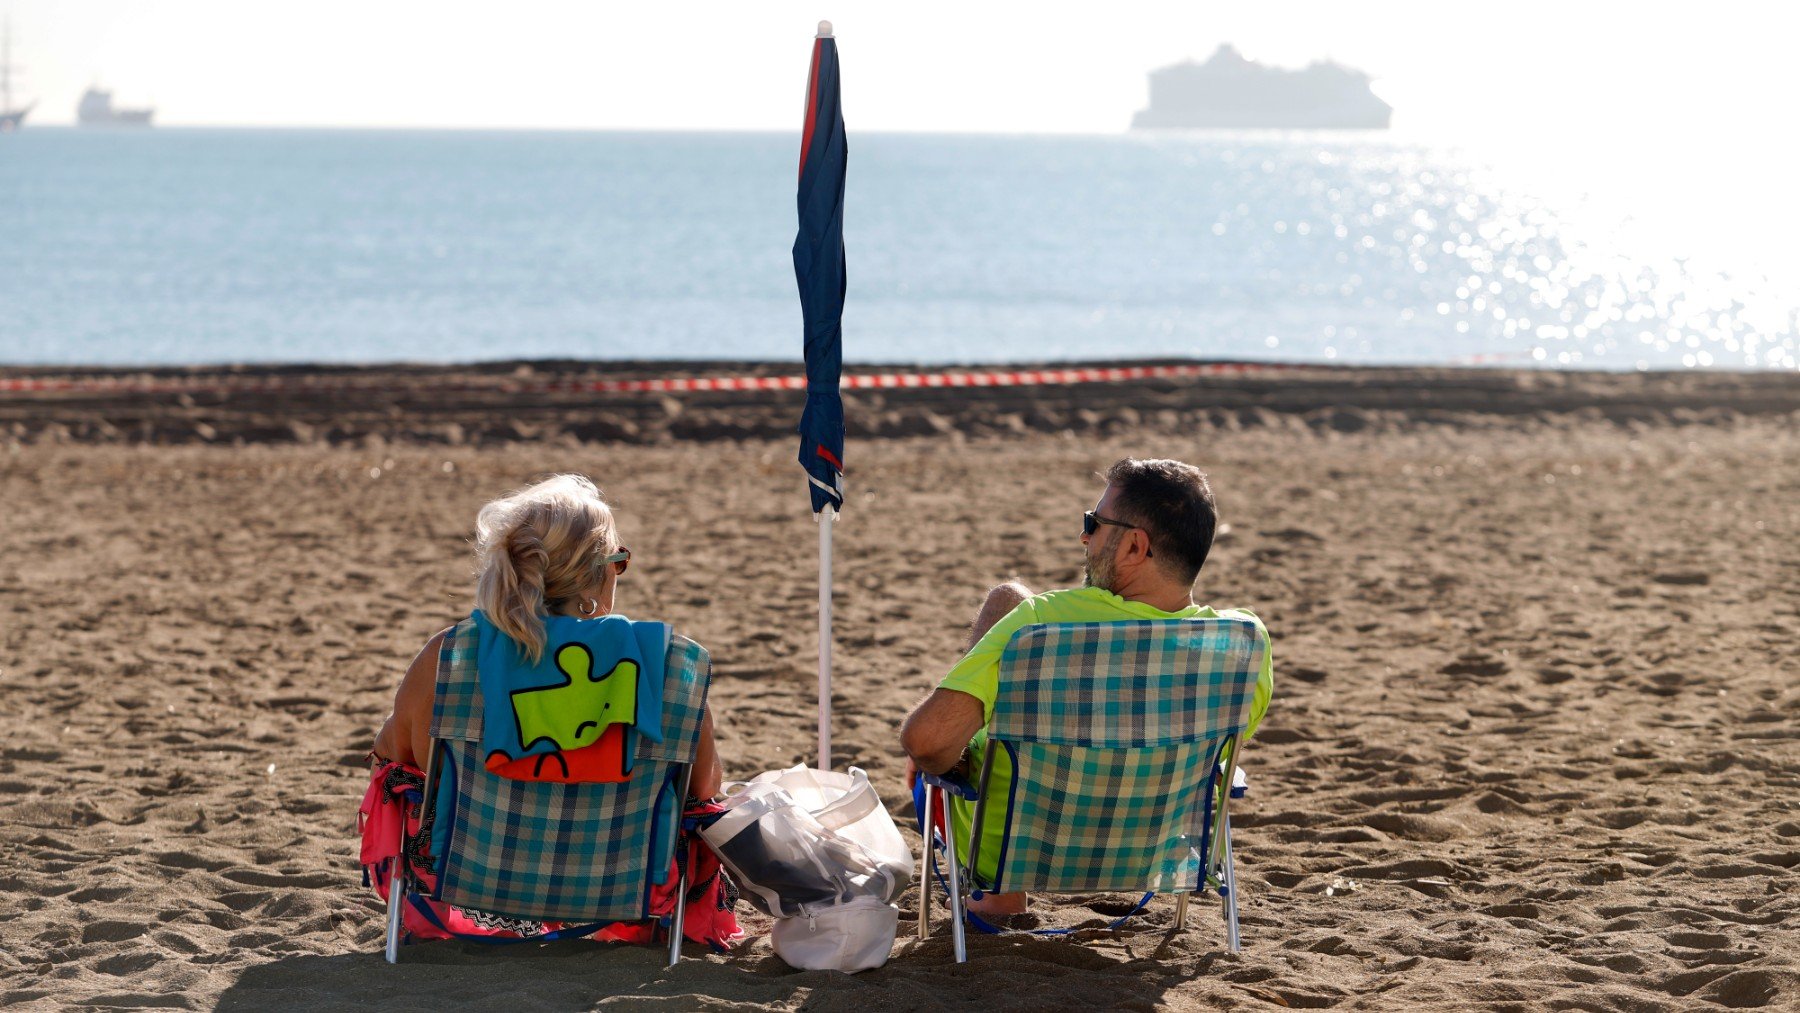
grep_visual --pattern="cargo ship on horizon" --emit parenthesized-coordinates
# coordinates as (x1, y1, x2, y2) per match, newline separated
(78, 86, 154, 127)
(1132, 45, 1391, 131)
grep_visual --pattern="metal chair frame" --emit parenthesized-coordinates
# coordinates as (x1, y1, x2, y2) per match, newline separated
(383, 743, 699, 969)
(918, 738, 1247, 963)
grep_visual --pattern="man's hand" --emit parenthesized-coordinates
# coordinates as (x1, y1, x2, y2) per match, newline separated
(904, 751, 972, 792)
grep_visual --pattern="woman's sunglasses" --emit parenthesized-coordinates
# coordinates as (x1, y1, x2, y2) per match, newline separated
(602, 547, 631, 575)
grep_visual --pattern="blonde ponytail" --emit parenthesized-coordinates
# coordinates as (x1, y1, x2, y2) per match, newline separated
(473, 475, 617, 663)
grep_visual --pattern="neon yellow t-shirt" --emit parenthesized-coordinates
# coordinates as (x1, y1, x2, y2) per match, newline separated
(936, 586, 1274, 886)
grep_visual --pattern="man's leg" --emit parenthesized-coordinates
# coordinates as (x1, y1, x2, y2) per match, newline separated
(963, 582, 1031, 918)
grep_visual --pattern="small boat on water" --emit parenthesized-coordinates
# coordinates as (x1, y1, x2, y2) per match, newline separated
(0, 17, 32, 132)
(78, 86, 155, 127)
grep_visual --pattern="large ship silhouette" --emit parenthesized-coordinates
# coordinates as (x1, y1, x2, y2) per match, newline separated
(78, 86, 154, 127)
(0, 17, 31, 132)
(1132, 45, 1390, 130)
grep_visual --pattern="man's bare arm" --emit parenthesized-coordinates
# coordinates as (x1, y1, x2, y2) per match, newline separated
(899, 688, 986, 776)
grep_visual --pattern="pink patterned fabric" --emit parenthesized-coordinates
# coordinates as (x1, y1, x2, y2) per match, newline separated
(360, 760, 543, 939)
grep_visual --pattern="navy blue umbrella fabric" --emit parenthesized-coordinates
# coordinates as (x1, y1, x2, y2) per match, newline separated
(794, 33, 846, 514)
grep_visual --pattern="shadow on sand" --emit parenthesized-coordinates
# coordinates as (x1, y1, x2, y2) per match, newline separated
(215, 930, 1207, 1012)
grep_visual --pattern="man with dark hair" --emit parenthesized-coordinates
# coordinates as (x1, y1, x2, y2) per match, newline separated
(900, 457, 1273, 917)
(1099, 458, 1217, 583)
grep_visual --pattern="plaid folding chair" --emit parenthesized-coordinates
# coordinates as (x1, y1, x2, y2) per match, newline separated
(381, 617, 712, 968)
(917, 617, 1265, 963)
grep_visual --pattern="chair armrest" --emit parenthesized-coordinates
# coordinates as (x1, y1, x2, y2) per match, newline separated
(921, 769, 979, 801)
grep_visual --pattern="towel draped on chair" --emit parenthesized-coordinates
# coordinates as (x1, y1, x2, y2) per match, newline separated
(472, 611, 668, 784)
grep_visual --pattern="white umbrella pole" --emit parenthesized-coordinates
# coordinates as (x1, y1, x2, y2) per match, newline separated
(817, 507, 835, 770)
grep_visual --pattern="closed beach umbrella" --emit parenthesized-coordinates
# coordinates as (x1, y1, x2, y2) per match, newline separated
(794, 20, 846, 770)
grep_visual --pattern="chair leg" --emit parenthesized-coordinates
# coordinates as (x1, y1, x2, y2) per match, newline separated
(1173, 892, 1189, 931)
(667, 765, 696, 969)
(916, 785, 933, 941)
(940, 790, 967, 964)
(666, 855, 689, 968)
(1221, 813, 1240, 954)
(384, 819, 408, 964)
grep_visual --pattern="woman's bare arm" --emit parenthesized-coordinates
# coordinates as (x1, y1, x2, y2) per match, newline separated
(690, 706, 723, 800)
(371, 630, 449, 768)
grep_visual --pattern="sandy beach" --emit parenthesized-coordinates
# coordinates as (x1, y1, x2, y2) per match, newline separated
(1, 362, 1796, 1011)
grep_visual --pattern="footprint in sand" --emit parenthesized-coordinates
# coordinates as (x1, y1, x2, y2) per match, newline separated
(68, 886, 133, 903)
(1359, 812, 1462, 842)
(1440, 654, 1509, 678)
(1478, 902, 1540, 920)
(1687, 968, 1795, 1009)
(151, 850, 232, 873)
(1260, 870, 1309, 889)
(199, 909, 250, 931)
(1666, 931, 1734, 951)
(93, 951, 165, 977)
(79, 920, 150, 944)
(221, 868, 337, 889)
(216, 891, 272, 913)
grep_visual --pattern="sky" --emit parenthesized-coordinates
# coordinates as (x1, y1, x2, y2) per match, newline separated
(6, 1, 1795, 146)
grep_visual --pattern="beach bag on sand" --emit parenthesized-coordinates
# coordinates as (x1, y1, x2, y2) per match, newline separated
(700, 765, 911, 972)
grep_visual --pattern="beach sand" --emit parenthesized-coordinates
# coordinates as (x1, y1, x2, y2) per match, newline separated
(1, 364, 1796, 1010)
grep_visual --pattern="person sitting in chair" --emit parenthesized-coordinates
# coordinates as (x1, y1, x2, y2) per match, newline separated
(372, 473, 723, 800)
(900, 457, 1273, 918)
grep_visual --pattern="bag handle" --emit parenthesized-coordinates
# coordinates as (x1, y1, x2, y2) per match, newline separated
(812, 767, 880, 831)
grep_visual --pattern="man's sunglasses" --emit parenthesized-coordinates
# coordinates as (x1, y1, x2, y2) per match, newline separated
(1082, 512, 1153, 557)
(602, 547, 631, 575)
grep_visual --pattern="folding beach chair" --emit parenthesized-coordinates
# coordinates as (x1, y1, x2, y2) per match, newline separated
(380, 618, 713, 967)
(917, 617, 1265, 963)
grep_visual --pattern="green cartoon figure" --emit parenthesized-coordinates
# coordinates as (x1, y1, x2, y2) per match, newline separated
(510, 643, 639, 753)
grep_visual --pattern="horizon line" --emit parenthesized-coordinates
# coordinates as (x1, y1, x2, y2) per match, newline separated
(8, 121, 1437, 141)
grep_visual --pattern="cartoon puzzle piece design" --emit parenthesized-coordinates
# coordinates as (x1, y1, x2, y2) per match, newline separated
(510, 642, 640, 753)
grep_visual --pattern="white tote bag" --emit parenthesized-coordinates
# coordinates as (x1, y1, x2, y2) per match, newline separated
(702, 765, 912, 972)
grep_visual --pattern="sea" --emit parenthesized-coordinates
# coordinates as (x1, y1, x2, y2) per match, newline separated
(3, 128, 1795, 370)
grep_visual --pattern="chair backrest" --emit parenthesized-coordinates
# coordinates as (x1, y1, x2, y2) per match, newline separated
(426, 617, 711, 922)
(976, 617, 1263, 895)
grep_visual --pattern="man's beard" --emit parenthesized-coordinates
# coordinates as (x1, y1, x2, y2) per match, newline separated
(1083, 536, 1118, 591)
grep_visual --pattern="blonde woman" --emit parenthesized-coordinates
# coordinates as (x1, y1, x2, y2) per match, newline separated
(372, 474, 722, 798)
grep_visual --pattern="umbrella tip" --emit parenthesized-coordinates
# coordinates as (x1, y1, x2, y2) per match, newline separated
(817, 20, 833, 37)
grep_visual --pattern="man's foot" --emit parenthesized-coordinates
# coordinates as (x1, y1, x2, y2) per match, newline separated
(966, 890, 1029, 916)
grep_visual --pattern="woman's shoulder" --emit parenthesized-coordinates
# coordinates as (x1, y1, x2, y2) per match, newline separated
(390, 627, 451, 720)
(402, 625, 460, 686)
(431, 616, 485, 653)
(422, 622, 460, 653)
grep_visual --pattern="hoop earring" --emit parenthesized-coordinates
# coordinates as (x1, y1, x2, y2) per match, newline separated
(578, 598, 600, 617)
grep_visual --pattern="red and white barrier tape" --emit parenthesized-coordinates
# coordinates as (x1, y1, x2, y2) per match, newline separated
(0, 361, 1289, 397)
(0, 355, 1531, 397)
(565, 361, 1287, 393)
